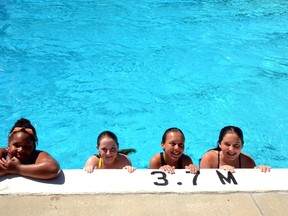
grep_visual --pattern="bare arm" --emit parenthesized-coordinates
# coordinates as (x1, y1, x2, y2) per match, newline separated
(182, 154, 199, 174)
(200, 151, 216, 169)
(149, 154, 161, 169)
(149, 154, 176, 174)
(84, 156, 99, 173)
(118, 153, 132, 167)
(241, 153, 256, 168)
(0, 148, 8, 176)
(241, 153, 271, 172)
(0, 162, 7, 176)
(118, 154, 135, 173)
(0, 148, 6, 158)
(182, 154, 193, 167)
(1, 151, 60, 179)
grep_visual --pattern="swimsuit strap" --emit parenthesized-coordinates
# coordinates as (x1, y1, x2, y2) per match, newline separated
(239, 154, 242, 168)
(23, 150, 41, 164)
(217, 151, 220, 168)
(98, 157, 103, 169)
(178, 155, 183, 169)
(160, 152, 166, 166)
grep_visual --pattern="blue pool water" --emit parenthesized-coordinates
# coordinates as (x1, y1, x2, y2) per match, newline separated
(1, 0, 288, 169)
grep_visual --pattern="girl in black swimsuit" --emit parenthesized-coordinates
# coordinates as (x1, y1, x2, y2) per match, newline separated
(0, 118, 60, 179)
(200, 126, 271, 173)
(149, 127, 199, 174)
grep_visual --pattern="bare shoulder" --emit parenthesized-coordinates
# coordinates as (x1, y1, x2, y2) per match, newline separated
(84, 155, 99, 166)
(118, 153, 130, 161)
(35, 151, 58, 164)
(149, 153, 161, 169)
(240, 152, 256, 168)
(182, 154, 193, 166)
(202, 150, 218, 160)
(118, 153, 132, 166)
(34, 151, 61, 177)
(200, 150, 218, 168)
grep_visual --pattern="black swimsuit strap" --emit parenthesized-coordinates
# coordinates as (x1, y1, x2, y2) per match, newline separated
(23, 150, 41, 164)
(160, 152, 166, 166)
(218, 151, 220, 168)
(239, 154, 242, 168)
(178, 156, 183, 169)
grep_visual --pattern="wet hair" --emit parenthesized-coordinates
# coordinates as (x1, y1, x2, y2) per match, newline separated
(97, 131, 136, 155)
(8, 118, 38, 149)
(214, 126, 244, 151)
(161, 127, 185, 144)
(97, 131, 118, 147)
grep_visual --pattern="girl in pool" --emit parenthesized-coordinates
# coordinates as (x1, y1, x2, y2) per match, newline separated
(200, 126, 271, 172)
(84, 131, 136, 173)
(149, 127, 199, 174)
(0, 118, 60, 179)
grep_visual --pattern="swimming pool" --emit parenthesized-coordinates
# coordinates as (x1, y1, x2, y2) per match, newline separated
(0, 0, 287, 169)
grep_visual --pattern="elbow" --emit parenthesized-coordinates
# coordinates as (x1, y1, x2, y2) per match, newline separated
(46, 163, 61, 179)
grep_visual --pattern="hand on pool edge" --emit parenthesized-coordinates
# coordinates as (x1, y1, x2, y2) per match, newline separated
(254, 165, 271, 172)
(160, 165, 175, 174)
(185, 164, 199, 174)
(219, 165, 235, 173)
(123, 165, 136, 173)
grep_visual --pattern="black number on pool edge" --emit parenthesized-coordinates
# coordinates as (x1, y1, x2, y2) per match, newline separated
(151, 171, 168, 186)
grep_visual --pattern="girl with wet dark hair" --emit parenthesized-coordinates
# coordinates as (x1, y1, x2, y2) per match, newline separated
(0, 118, 60, 179)
(149, 127, 199, 174)
(84, 131, 136, 173)
(200, 126, 271, 173)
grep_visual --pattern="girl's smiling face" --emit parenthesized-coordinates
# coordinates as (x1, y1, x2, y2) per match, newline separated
(161, 131, 185, 162)
(219, 132, 243, 161)
(97, 136, 118, 164)
(8, 131, 34, 163)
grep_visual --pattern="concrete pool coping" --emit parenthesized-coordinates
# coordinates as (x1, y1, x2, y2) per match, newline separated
(1, 169, 288, 215)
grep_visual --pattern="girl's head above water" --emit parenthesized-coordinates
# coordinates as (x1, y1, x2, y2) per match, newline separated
(97, 131, 118, 148)
(96, 131, 135, 156)
(161, 127, 186, 162)
(217, 126, 244, 146)
(161, 127, 185, 144)
(8, 118, 38, 150)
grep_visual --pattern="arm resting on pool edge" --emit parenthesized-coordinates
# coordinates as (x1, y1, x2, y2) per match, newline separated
(0, 148, 8, 176)
(0, 151, 60, 180)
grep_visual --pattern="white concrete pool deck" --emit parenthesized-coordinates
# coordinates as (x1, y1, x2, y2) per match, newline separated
(1, 169, 288, 215)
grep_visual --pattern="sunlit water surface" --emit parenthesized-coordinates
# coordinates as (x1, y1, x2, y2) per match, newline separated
(0, 0, 287, 168)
